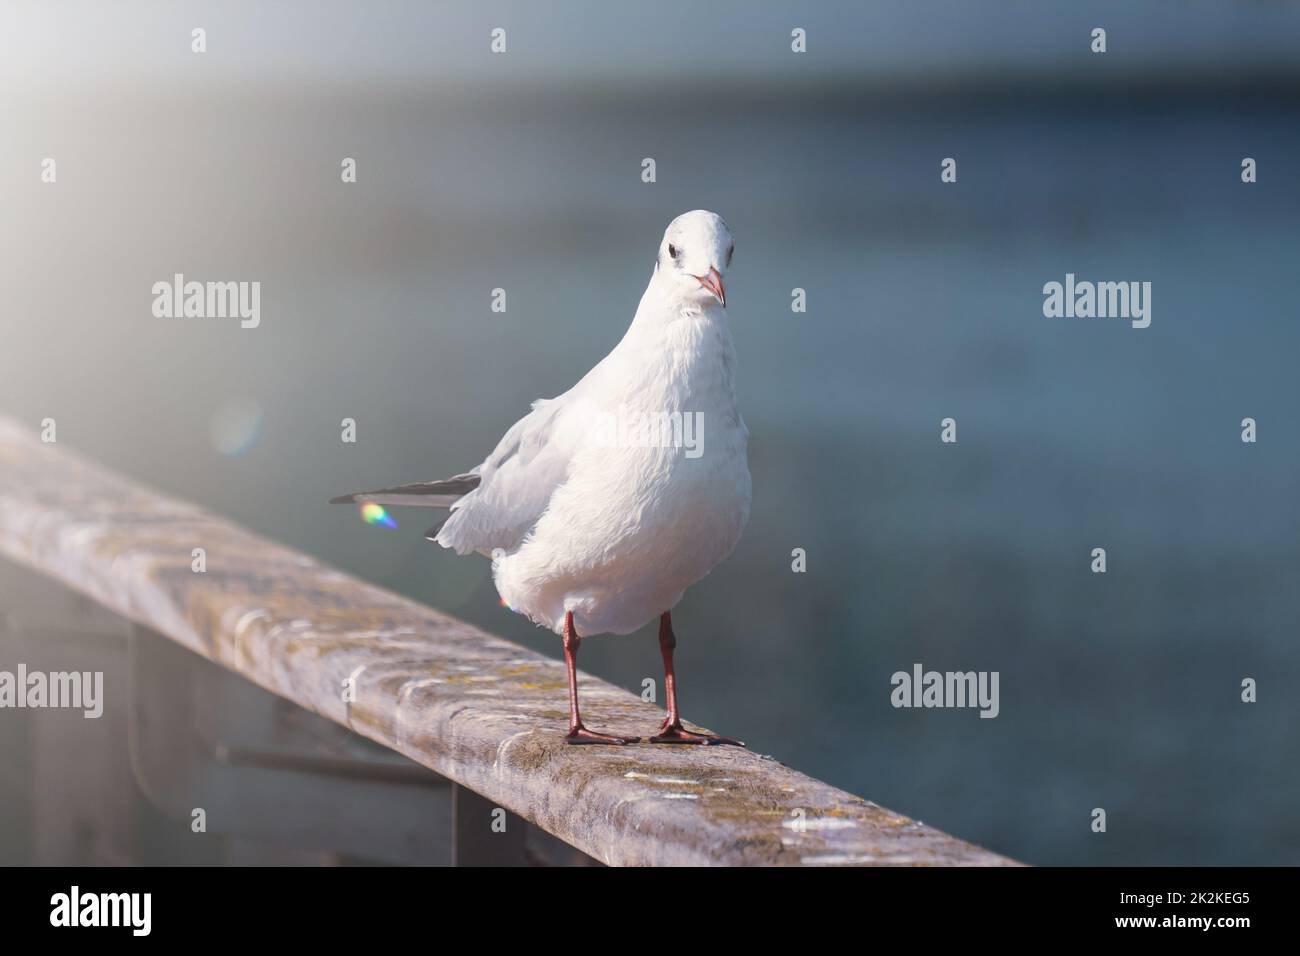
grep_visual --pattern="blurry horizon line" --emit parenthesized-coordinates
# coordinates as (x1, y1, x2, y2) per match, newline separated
(10, 64, 1300, 110)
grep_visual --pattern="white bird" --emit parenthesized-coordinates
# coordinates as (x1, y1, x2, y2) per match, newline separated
(333, 210, 750, 745)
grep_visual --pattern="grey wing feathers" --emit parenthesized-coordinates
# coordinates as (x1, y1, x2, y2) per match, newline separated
(329, 473, 481, 507)
(423, 515, 451, 541)
(434, 397, 574, 556)
(331, 393, 578, 555)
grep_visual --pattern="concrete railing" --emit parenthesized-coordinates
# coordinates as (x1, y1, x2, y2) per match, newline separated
(0, 416, 1015, 866)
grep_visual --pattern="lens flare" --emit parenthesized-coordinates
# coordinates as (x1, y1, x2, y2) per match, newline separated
(359, 502, 397, 529)
(209, 398, 263, 457)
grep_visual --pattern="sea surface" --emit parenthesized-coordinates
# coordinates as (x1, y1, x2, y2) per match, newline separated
(4, 80, 1299, 864)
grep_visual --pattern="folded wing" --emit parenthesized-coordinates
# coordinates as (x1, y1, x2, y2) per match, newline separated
(329, 392, 582, 557)
(435, 396, 578, 556)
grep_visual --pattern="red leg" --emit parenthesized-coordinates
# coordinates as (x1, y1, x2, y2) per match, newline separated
(649, 612, 744, 746)
(562, 611, 639, 745)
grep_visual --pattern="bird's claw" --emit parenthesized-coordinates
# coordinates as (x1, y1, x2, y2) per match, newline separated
(564, 725, 641, 745)
(650, 723, 745, 746)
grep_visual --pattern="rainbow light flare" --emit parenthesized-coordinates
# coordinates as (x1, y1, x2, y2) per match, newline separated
(359, 502, 397, 529)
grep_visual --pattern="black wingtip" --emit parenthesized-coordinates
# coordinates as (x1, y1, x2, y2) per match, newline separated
(424, 516, 449, 541)
(329, 494, 356, 505)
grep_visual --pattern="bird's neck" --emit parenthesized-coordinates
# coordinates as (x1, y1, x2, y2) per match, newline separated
(612, 274, 737, 405)
(626, 270, 728, 337)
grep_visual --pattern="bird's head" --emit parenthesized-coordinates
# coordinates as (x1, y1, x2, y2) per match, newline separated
(655, 210, 733, 310)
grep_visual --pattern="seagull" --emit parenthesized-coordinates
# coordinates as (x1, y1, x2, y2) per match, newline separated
(332, 210, 750, 745)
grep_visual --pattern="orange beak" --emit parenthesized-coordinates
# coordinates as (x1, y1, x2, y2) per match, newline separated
(695, 267, 726, 307)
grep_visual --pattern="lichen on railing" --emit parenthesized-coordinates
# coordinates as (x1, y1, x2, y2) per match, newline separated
(0, 416, 1016, 866)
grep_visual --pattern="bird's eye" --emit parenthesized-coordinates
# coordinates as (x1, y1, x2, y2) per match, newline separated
(668, 244, 677, 259)
(726, 244, 734, 267)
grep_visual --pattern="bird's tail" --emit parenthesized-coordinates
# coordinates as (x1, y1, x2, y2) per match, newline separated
(329, 473, 480, 539)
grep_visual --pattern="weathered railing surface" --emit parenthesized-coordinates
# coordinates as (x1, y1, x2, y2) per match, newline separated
(0, 416, 1015, 866)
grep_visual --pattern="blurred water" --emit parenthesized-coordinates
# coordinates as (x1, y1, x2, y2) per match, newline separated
(4, 80, 1299, 865)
